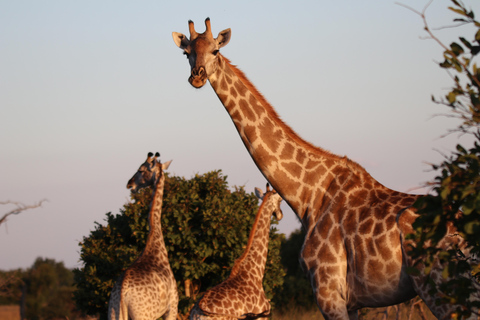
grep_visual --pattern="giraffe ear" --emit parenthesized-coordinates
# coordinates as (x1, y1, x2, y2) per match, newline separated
(162, 160, 173, 171)
(254, 187, 264, 200)
(216, 28, 231, 48)
(172, 32, 190, 49)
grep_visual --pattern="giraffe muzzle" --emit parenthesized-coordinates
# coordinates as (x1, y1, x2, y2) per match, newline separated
(127, 179, 138, 194)
(189, 67, 207, 88)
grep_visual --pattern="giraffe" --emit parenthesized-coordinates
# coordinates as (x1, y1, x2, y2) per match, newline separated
(172, 19, 479, 320)
(190, 184, 283, 320)
(108, 152, 178, 320)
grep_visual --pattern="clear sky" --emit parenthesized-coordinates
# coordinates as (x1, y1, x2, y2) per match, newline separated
(1, 0, 478, 271)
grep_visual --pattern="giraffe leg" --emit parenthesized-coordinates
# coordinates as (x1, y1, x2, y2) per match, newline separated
(312, 284, 350, 320)
(164, 279, 179, 320)
(108, 280, 126, 320)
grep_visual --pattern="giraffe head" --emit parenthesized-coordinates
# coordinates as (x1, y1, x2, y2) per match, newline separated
(172, 18, 231, 88)
(127, 152, 172, 193)
(254, 184, 284, 221)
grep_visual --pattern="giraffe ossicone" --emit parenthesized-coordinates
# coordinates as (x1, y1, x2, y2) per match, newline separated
(108, 152, 178, 320)
(190, 184, 283, 320)
(173, 19, 480, 320)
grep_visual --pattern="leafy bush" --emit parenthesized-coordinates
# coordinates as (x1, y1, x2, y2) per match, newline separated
(73, 170, 284, 319)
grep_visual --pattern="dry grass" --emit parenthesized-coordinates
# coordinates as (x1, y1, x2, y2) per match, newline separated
(272, 306, 324, 320)
(271, 298, 437, 320)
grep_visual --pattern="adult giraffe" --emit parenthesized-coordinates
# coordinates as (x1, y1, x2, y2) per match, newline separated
(190, 185, 283, 319)
(172, 18, 479, 320)
(108, 152, 178, 320)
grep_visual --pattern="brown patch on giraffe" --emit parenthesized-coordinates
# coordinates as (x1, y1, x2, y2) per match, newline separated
(318, 214, 334, 239)
(363, 179, 373, 190)
(296, 148, 307, 164)
(342, 209, 357, 235)
(242, 124, 257, 144)
(367, 258, 384, 280)
(234, 80, 247, 97)
(325, 179, 342, 202)
(359, 218, 374, 235)
(249, 93, 265, 118)
(331, 165, 350, 186)
(400, 197, 416, 207)
(230, 86, 238, 99)
(385, 214, 396, 230)
(376, 234, 392, 261)
(217, 92, 228, 104)
(283, 162, 302, 179)
(239, 98, 256, 122)
(366, 239, 377, 257)
(259, 118, 280, 153)
(385, 261, 398, 275)
(348, 189, 368, 208)
(280, 141, 295, 159)
(389, 230, 400, 248)
(255, 144, 277, 171)
(373, 222, 384, 235)
(224, 72, 233, 85)
(304, 167, 325, 189)
(329, 226, 343, 254)
(220, 76, 229, 91)
(305, 158, 321, 171)
(372, 205, 386, 220)
(376, 190, 389, 201)
(302, 233, 320, 259)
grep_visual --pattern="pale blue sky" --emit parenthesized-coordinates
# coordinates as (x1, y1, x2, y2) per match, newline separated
(1, 0, 478, 270)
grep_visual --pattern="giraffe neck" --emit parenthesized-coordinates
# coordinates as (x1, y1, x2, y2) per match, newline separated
(140, 177, 169, 265)
(229, 193, 275, 282)
(209, 55, 373, 230)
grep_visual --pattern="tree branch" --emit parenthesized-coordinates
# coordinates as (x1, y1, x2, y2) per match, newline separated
(0, 200, 47, 226)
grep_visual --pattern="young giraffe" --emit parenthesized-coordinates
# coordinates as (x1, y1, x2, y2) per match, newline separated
(190, 184, 283, 320)
(172, 19, 479, 320)
(108, 152, 178, 320)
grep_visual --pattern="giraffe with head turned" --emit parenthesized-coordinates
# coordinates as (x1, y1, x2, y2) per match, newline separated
(172, 19, 480, 320)
(108, 152, 178, 320)
(190, 184, 283, 320)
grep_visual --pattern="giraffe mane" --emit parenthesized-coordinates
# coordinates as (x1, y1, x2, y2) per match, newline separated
(220, 54, 368, 176)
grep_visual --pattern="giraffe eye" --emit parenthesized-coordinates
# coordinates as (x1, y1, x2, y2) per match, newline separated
(183, 51, 190, 58)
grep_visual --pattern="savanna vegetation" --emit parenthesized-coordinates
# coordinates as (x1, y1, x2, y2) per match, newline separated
(2, 1, 480, 319)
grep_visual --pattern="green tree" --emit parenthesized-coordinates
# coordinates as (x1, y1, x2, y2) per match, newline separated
(401, 1, 480, 318)
(23, 257, 77, 320)
(273, 228, 317, 313)
(73, 170, 284, 319)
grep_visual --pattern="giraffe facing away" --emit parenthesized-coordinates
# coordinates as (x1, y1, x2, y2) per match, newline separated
(108, 152, 178, 320)
(190, 184, 283, 320)
(172, 19, 479, 320)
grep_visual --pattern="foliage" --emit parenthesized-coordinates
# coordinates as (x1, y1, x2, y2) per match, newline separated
(406, 1, 480, 318)
(24, 257, 77, 320)
(273, 228, 317, 312)
(0, 270, 23, 305)
(0, 258, 78, 319)
(73, 170, 284, 319)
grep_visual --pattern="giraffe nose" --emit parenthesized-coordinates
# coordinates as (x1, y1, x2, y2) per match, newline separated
(127, 178, 137, 192)
(191, 66, 205, 77)
(189, 66, 207, 88)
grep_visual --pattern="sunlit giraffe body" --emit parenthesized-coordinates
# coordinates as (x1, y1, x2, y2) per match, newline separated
(108, 152, 178, 320)
(172, 19, 479, 320)
(190, 185, 283, 320)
